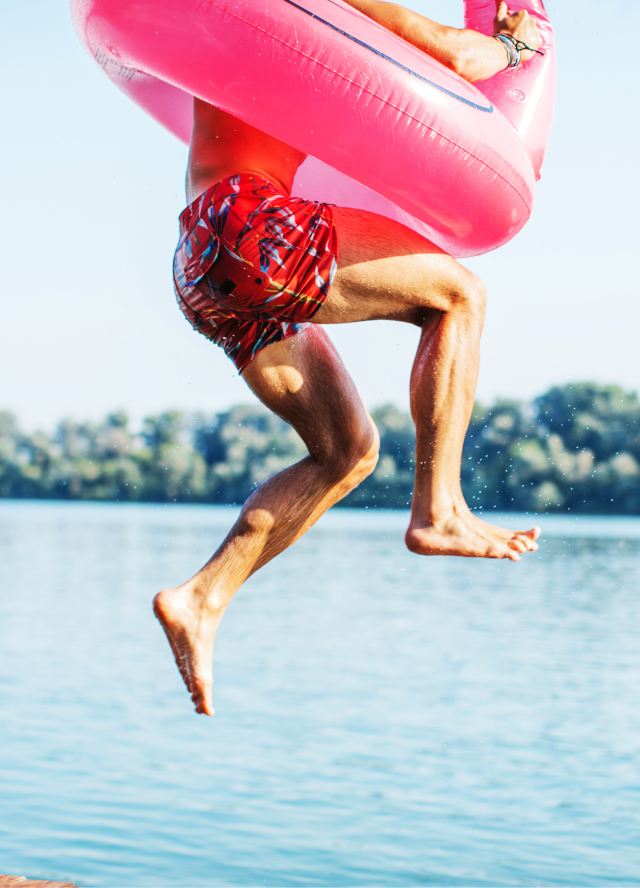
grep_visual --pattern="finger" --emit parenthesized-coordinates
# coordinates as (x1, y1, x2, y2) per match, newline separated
(495, 0, 508, 23)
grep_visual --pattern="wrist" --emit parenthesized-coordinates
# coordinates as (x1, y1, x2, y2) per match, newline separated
(493, 32, 545, 70)
(493, 32, 520, 69)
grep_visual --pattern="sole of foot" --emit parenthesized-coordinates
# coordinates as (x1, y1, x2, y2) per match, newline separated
(153, 587, 217, 716)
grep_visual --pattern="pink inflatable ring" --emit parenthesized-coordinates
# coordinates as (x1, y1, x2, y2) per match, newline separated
(71, 0, 556, 256)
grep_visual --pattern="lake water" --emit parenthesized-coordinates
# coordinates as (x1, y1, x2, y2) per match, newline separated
(1, 501, 639, 887)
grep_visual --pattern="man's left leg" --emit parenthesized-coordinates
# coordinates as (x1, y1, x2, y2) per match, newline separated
(316, 206, 540, 559)
(154, 325, 379, 715)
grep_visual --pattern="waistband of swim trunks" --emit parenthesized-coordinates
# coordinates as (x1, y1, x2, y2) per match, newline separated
(214, 172, 284, 199)
(179, 173, 285, 229)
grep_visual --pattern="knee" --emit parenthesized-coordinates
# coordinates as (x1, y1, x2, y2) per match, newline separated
(322, 418, 380, 487)
(449, 269, 487, 320)
(348, 423, 380, 486)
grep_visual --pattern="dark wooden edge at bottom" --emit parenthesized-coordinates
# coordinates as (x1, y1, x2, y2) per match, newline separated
(0, 875, 79, 888)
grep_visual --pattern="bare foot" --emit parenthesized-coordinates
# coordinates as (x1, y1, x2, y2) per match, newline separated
(405, 506, 540, 561)
(153, 584, 223, 715)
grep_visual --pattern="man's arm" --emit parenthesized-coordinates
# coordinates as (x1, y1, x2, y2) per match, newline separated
(342, 0, 543, 82)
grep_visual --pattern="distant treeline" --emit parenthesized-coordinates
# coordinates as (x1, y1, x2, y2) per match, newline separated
(1, 382, 639, 513)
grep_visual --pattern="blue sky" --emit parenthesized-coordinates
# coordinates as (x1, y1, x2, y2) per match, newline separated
(2, 0, 638, 429)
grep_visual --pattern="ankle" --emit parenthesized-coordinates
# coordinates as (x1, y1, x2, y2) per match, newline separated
(409, 497, 469, 529)
(186, 581, 229, 617)
(157, 581, 226, 618)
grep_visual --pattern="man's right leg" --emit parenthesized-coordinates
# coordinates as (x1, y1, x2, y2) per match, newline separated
(313, 207, 540, 560)
(154, 325, 379, 715)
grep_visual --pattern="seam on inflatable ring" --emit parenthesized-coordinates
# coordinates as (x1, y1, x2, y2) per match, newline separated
(282, 0, 493, 113)
(204, 0, 533, 212)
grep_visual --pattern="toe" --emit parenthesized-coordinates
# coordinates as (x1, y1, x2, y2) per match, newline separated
(201, 690, 215, 716)
(194, 695, 215, 716)
(511, 531, 540, 552)
(514, 527, 541, 542)
(193, 677, 214, 716)
(514, 534, 538, 552)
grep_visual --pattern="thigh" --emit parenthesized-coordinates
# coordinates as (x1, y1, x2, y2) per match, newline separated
(241, 325, 377, 463)
(313, 207, 475, 325)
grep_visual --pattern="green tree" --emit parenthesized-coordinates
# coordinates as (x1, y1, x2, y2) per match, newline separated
(2, 381, 639, 513)
(137, 411, 208, 502)
(534, 383, 640, 512)
(193, 405, 306, 504)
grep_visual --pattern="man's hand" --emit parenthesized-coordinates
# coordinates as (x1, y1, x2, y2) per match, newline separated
(343, 0, 543, 82)
(493, 1, 543, 63)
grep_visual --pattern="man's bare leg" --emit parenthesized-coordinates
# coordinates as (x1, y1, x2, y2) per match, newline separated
(405, 287, 538, 559)
(316, 207, 540, 560)
(154, 326, 379, 715)
(156, 208, 540, 714)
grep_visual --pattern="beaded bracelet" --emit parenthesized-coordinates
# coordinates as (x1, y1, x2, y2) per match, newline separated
(493, 32, 545, 69)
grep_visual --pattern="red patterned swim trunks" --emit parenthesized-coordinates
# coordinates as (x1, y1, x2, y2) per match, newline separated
(173, 173, 338, 373)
